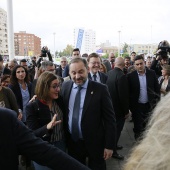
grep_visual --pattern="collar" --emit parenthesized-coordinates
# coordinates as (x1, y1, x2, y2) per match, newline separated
(39, 99, 48, 105)
(18, 82, 28, 87)
(90, 71, 99, 78)
(137, 69, 146, 76)
(73, 79, 89, 89)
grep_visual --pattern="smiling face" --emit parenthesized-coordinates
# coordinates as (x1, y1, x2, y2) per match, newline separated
(69, 61, 88, 86)
(88, 57, 101, 74)
(48, 79, 60, 100)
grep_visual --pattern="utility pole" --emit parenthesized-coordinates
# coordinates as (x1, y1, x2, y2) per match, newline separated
(7, 0, 15, 60)
(118, 31, 121, 57)
(53, 32, 56, 57)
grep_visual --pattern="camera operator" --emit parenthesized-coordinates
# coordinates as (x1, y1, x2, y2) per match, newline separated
(36, 46, 53, 68)
(151, 40, 170, 78)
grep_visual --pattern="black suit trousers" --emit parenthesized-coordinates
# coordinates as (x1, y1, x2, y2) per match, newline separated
(115, 115, 125, 146)
(67, 138, 106, 170)
(132, 103, 151, 136)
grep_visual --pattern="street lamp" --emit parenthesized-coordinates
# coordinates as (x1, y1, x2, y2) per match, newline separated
(53, 32, 56, 57)
(7, 0, 15, 60)
(118, 31, 121, 57)
(150, 25, 153, 55)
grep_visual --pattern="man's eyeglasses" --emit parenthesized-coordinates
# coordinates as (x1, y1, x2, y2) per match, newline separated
(8, 65, 14, 69)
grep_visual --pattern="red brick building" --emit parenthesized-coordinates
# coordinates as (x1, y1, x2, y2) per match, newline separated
(14, 31, 41, 56)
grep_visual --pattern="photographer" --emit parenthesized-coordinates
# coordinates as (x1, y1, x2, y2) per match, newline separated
(151, 40, 170, 78)
(36, 46, 53, 68)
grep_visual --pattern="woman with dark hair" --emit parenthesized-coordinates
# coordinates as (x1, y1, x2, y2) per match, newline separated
(1, 74, 10, 87)
(26, 71, 65, 170)
(9, 65, 32, 123)
(0, 76, 21, 119)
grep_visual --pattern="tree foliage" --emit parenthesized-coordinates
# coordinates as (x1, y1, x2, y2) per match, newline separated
(55, 44, 74, 57)
(122, 42, 129, 53)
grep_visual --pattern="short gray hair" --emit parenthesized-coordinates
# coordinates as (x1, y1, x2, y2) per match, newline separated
(41, 61, 54, 71)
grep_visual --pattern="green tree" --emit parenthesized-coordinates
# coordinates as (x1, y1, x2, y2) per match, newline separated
(101, 53, 109, 60)
(62, 44, 74, 56)
(55, 50, 60, 57)
(122, 43, 129, 53)
(55, 44, 74, 57)
(122, 52, 129, 58)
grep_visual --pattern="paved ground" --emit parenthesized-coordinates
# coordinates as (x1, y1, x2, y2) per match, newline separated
(19, 118, 135, 170)
(106, 118, 136, 170)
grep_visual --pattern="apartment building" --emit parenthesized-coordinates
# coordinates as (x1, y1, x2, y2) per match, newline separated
(14, 31, 41, 56)
(131, 43, 158, 55)
(73, 28, 96, 54)
(0, 8, 8, 57)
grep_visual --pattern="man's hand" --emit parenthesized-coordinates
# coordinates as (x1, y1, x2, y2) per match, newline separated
(29, 95, 37, 103)
(156, 49, 162, 60)
(103, 149, 113, 160)
(18, 112, 22, 121)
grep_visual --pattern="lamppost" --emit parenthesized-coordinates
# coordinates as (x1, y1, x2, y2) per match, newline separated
(150, 25, 153, 55)
(7, 0, 15, 60)
(53, 32, 56, 57)
(118, 31, 121, 57)
(129, 38, 132, 55)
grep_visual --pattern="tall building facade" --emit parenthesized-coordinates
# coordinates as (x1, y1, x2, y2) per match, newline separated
(131, 43, 158, 54)
(73, 28, 96, 55)
(14, 31, 41, 56)
(0, 8, 8, 57)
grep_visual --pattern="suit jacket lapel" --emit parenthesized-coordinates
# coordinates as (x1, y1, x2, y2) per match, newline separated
(145, 69, 151, 92)
(99, 72, 102, 83)
(88, 73, 92, 80)
(134, 71, 140, 95)
(82, 80, 93, 118)
(65, 81, 73, 108)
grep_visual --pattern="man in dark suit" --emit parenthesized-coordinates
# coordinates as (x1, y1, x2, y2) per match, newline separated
(56, 56, 68, 77)
(0, 107, 90, 170)
(127, 55, 160, 140)
(87, 53, 108, 84)
(61, 58, 116, 170)
(106, 57, 129, 160)
(103, 52, 115, 72)
(63, 48, 81, 78)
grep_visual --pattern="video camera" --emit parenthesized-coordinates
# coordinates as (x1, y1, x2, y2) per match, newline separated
(157, 40, 170, 59)
(41, 46, 48, 57)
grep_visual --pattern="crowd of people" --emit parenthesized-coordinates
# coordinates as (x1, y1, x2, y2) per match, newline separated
(0, 40, 170, 170)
